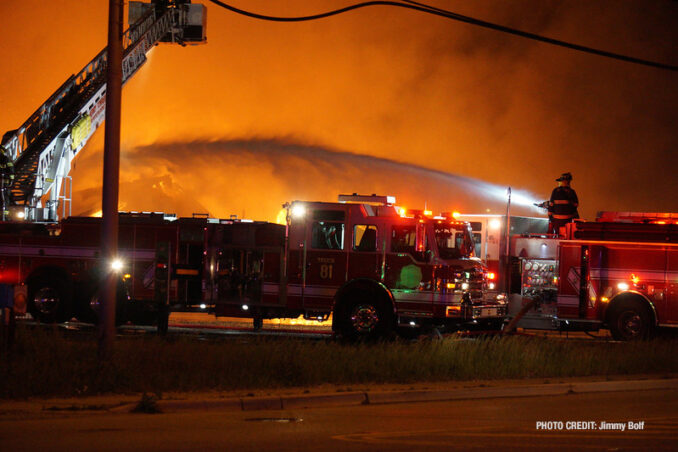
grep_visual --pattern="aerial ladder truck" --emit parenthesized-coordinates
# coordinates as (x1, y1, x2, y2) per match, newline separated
(0, 0, 206, 223)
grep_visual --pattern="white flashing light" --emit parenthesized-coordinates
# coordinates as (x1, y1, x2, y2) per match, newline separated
(291, 203, 306, 219)
(489, 219, 501, 229)
(111, 258, 124, 272)
(461, 282, 470, 290)
(242, 304, 249, 311)
(617, 282, 630, 291)
(16, 211, 26, 220)
(200, 304, 207, 310)
(489, 283, 496, 290)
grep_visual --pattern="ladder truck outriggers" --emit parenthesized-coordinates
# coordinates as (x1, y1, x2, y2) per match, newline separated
(0, 0, 206, 223)
(505, 212, 678, 340)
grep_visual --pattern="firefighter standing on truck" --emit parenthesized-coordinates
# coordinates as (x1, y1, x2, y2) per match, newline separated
(547, 172, 579, 234)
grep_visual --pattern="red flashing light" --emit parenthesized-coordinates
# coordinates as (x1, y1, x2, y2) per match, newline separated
(487, 272, 496, 280)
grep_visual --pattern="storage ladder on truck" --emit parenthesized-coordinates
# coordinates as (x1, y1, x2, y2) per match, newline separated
(0, 0, 206, 223)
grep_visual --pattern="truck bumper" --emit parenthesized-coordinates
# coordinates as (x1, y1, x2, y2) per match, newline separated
(444, 300, 507, 322)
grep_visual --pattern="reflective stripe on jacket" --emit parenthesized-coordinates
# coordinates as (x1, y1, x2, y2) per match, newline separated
(549, 186, 579, 219)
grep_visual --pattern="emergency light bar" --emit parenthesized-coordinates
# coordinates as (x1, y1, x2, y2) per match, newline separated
(338, 194, 395, 206)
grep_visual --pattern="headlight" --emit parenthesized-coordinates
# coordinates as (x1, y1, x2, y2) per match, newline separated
(291, 203, 306, 218)
(111, 258, 124, 272)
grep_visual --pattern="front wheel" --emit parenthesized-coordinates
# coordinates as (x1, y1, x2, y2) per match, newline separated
(28, 276, 72, 323)
(608, 300, 653, 341)
(336, 290, 394, 341)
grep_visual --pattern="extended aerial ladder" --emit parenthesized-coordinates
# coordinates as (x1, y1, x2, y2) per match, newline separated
(0, 0, 206, 222)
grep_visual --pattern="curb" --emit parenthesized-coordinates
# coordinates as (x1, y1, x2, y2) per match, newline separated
(149, 378, 678, 414)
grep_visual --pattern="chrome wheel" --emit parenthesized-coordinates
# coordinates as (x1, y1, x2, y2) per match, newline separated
(350, 304, 379, 334)
(609, 300, 652, 341)
(33, 287, 60, 316)
(617, 310, 642, 339)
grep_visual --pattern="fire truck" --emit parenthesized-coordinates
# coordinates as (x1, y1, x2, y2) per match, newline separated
(213, 194, 506, 339)
(1, 194, 504, 338)
(505, 212, 678, 340)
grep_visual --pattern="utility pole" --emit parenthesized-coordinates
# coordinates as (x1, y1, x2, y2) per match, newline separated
(502, 187, 512, 294)
(99, 0, 124, 360)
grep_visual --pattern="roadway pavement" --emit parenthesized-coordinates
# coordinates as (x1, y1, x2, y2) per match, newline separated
(1, 377, 676, 451)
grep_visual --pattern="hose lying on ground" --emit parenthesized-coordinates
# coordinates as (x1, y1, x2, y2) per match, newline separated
(502, 297, 538, 334)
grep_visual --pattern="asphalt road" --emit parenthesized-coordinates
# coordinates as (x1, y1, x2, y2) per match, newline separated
(2, 388, 676, 451)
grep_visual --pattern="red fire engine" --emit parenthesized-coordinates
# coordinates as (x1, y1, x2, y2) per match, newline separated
(0, 194, 504, 338)
(506, 212, 678, 340)
(213, 194, 506, 339)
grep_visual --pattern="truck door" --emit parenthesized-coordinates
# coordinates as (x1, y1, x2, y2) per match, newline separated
(303, 209, 348, 311)
(347, 224, 380, 281)
(385, 223, 433, 315)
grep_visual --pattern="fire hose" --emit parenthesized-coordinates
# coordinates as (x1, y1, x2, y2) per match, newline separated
(502, 297, 538, 334)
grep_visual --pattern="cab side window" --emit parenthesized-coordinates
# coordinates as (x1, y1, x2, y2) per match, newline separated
(312, 222, 344, 250)
(353, 225, 377, 252)
(311, 210, 346, 250)
(391, 225, 428, 262)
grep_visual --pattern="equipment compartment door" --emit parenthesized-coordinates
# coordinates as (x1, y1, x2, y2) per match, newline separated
(666, 248, 678, 325)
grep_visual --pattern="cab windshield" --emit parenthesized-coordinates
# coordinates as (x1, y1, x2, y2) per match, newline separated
(434, 223, 474, 259)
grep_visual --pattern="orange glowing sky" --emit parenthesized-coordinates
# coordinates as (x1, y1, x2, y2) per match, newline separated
(1, 0, 676, 222)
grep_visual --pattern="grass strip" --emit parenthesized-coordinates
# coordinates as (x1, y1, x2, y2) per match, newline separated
(1, 327, 677, 399)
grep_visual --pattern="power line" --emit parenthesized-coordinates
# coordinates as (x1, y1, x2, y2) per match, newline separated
(207, 0, 677, 71)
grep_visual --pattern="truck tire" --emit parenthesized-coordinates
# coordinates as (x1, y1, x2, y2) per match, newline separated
(27, 276, 72, 323)
(608, 300, 653, 341)
(336, 289, 394, 341)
